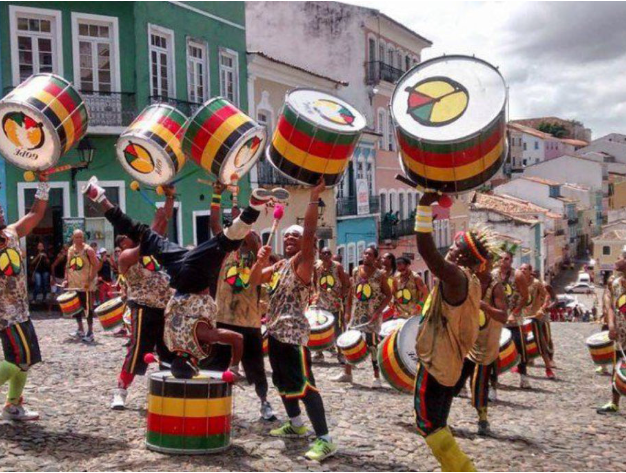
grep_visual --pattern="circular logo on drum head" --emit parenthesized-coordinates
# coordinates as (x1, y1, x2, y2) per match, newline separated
(234, 135, 262, 168)
(124, 142, 155, 174)
(406, 77, 469, 127)
(2, 111, 44, 150)
(312, 99, 355, 127)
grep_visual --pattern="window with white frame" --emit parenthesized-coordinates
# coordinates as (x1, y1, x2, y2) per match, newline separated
(377, 109, 387, 150)
(187, 39, 208, 103)
(380, 192, 387, 215)
(75, 16, 116, 92)
(219, 48, 239, 105)
(149, 25, 174, 98)
(366, 160, 374, 196)
(387, 115, 395, 151)
(79, 181, 125, 251)
(11, 6, 61, 84)
(257, 109, 272, 132)
(399, 192, 405, 219)
(387, 46, 395, 68)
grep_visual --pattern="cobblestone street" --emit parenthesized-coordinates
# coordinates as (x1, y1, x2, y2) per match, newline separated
(0, 315, 623, 471)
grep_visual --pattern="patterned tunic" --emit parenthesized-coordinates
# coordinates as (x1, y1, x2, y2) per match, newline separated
(125, 255, 172, 309)
(523, 278, 546, 320)
(216, 251, 261, 328)
(350, 267, 385, 334)
(493, 267, 522, 327)
(314, 260, 343, 313)
(66, 244, 95, 292)
(394, 270, 424, 319)
(468, 279, 502, 365)
(610, 276, 626, 348)
(0, 226, 28, 330)
(266, 257, 312, 346)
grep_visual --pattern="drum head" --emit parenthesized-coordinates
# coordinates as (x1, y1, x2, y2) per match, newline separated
(116, 134, 178, 186)
(150, 369, 224, 383)
(586, 331, 611, 346)
(305, 307, 335, 330)
(500, 328, 512, 347)
(337, 330, 363, 348)
(220, 126, 266, 183)
(57, 291, 77, 301)
(95, 297, 123, 314)
(391, 55, 506, 143)
(380, 319, 406, 338)
(397, 316, 420, 375)
(286, 89, 366, 133)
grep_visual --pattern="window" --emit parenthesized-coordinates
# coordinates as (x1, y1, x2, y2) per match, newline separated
(387, 47, 394, 67)
(603, 246, 611, 256)
(399, 193, 405, 219)
(380, 192, 387, 215)
(257, 109, 272, 131)
(378, 41, 385, 64)
(187, 39, 208, 103)
(405, 55, 411, 71)
(377, 109, 386, 149)
(149, 25, 175, 98)
(219, 48, 239, 105)
(534, 141, 539, 150)
(73, 15, 118, 92)
(78, 180, 125, 251)
(387, 115, 395, 151)
(10, 6, 62, 84)
(523, 142, 527, 151)
(366, 160, 374, 196)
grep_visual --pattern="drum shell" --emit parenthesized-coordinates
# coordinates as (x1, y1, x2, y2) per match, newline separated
(94, 297, 126, 331)
(525, 334, 540, 360)
(57, 291, 82, 318)
(586, 332, 615, 366)
(146, 371, 232, 454)
(261, 325, 268, 356)
(116, 104, 187, 186)
(0, 74, 89, 171)
(267, 89, 364, 187)
(306, 308, 336, 351)
(613, 360, 626, 397)
(336, 331, 368, 365)
(497, 331, 520, 374)
(181, 97, 265, 182)
(377, 329, 415, 393)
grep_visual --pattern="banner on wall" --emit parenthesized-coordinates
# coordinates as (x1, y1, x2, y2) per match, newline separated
(356, 179, 369, 215)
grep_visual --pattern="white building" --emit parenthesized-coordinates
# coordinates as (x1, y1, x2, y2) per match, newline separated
(522, 154, 605, 191)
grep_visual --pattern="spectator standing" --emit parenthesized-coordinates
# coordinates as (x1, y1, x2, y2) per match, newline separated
(30, 242, 51, 303)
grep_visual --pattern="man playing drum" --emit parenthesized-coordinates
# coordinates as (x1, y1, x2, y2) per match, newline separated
(313, 247, 350, 363)
(82, 176, 273, 379)
(257, 180, 337, 462)
(453, 258, 508, 436)
(110, 187, 176, 410)
(393, 256, 428, 319)
(64, 229, 99, 343)
(597, 249, 626, 414)
(413, 192, 497, 472)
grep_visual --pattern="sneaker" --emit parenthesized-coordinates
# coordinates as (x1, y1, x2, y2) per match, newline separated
(82, 332, 95, 343)
(249, 188, 273, 210)
(69, 330, 85, 339)
(313, 351, 325, 361)
(304, 438, 338, 462)
(2, 401, 39, 421)
(270, 187, 290, 203)
(596, 366, 609, 375)
(81, 176, 106, 203)
(331, 372, 352, 383)
(260, 401, 276, 421)
(520, 375, 531, 390)
(372, 378, 382, 389)
(488, 389, 497, 402)
(597, 402, 619, 415)
(111, 388, 127, 410)
(546, 368, 556, 380)
(269, 421, 308, 438)
(477, 420, 491, 436)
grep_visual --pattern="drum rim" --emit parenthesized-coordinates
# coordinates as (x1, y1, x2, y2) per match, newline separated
(306, 311, 335, 331)
(142, 102, 188, 118)
(149, 369, 226, 383)
(586, 331, 612, 346)
(217, 122, 266, 183)
(145, 441, 231, 455)
(283, 87, 367, 134)
(182, 95, 242, 133)
(396, 316, 420, 371)
(57, 291, 78, 300)
(94, 296, 124, 313)
(336, 329, 364, 347)
(115, 132, 179, 186)
(265, 146, 344, 188)
(390, 55, 506, 143)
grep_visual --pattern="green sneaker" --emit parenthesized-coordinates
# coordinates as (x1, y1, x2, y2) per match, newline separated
(269, 421, 308, 438)
(597, 402, 619, 415)
(304, 438, 337, 462)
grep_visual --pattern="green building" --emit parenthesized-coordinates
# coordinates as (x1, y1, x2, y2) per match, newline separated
(0, 1, 249, 253)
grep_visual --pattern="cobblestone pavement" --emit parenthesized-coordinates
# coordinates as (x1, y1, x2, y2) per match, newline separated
(0, 315, 624, 471)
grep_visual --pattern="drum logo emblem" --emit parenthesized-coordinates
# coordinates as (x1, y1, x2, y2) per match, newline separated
(406, 77, 469, 127)
(312, 99, 355, 127)
(356, 283, 372, 301)
(69, 256, 84, 271)
(0, 248, 22, 276)
(478, 309, 488, 330)
(141, 256, 161, 272)
(124, 141, 158, 175)
(2, 111, 45, 153)
(234, 135, 262, 168)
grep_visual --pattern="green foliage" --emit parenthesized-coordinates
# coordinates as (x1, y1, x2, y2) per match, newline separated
(537, 122, 569, 138)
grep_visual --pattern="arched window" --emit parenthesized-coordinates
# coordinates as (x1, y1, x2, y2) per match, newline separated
(377, 108, 387, 150)
(380, 191, 387, 215)
(399, 192, 405, 219)
(387, 114, 395, 151)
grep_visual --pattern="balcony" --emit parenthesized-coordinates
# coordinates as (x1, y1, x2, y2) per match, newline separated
(337, 195, 380, 217)
(255, 160, 299, 186)
(568, 218, 579, 225)
(366, 61, 405, 85)
(149, 95, 202, 117)
(81, 91, 136, 127)
(380, 218, 414, 240)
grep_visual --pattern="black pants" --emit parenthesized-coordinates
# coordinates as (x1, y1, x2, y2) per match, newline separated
(201, 322, 268, 399)
(508, 325, 527, 375)
(1, 319, 42, 371)
(453, 358, 493, 412)
(414, 362, 455, 437)
(75, 291, 93, 322)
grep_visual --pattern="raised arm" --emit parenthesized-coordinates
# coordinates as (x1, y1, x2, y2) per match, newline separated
(415, 192, 467, 305)
(210, 182, 227, 236)
(481, 282, 508, 324)
(296, 179, 325, 284)
(248, 245, 271, 289)
(151, 186, 175, 236)
(13, 176, 49, 239)
(374, 274, 392, 316)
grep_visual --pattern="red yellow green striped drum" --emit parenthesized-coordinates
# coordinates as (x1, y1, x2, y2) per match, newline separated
(116, 104, 187, 186)
(497, 328, 520, 374)
(146, 370, 232, 454)
(267, 88, 366, 186)
(305, 307, 335, 351)
(391, 56, 507, 194)
(57, 291, 82, 318)
(522, 319, 533, 336)
(379, 318, 406, 338)
(94, 297, 125, 331)
(586, 331, 615, 366)
(0, 74, 89, 170)
(336, 330, 368, 365)
(525, 333, 540, 360)
(377, 316, 420, 393)
(182, 97, 265, 183)
(613, 359, 626, 397)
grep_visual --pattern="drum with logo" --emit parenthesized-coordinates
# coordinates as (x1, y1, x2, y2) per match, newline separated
(305, 307, 335, 351)
(57, 291, 82, 318)
(181, 97, 265, 183)
(497, 328, 520, 374)
(377, 316, 420, 393)
(379, 318, 406, 339)
(267, 88, 366, 187)
(391, 55, 507, 194)
(381, 305, 397, 322)
(146, 370, 233, 454)
(0, 74, 89, 170)
(116, 104, 187, 186)
(94, 297, 126, 331)
(586, 331, 615, 366)
(522, 319, 534, 336)
(336, 330, 368, 365)
(123, 305, 132, 329)
(613, 358, 626, 397)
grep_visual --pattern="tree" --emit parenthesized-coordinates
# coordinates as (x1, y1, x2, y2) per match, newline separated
(537, 122, 569, 138)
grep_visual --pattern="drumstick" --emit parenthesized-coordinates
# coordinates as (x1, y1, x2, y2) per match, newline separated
(23, 163, 87, 182)
(130, 181, 157, 208)
(230, 173, 240, 208)
(265, 204, 284, 248)
(394, 174, 453, 208)
(155, 169, 200, 195)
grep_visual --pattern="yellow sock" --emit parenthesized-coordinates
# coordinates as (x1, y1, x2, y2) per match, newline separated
(478, 407, 488, 422)
(425, 427, 476, 472)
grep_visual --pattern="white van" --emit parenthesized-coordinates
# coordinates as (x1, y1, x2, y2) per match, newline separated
(577, 272, 591, 284)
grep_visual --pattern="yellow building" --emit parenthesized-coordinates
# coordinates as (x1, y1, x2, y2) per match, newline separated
(592, 229, 626, 284)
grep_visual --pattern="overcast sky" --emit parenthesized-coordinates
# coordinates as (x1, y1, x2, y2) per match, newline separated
(348, 1, 626, 139)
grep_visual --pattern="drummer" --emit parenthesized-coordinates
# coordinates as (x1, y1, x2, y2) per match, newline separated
(453, 258, 507, 436)
(313, 247, 350, 363)
(541, 274, 558, 366)
(64, 229, 99, 343)
(393, 256, 428, 319)
(110, 187, 176, 410)
(203, 182, 275, 422)
(333, 247, 391, 387)
(413, 193, 498, 472)
(82, 176, 273, 379)
(597, 250, 626, 414)
(0, 176, 48, 421)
